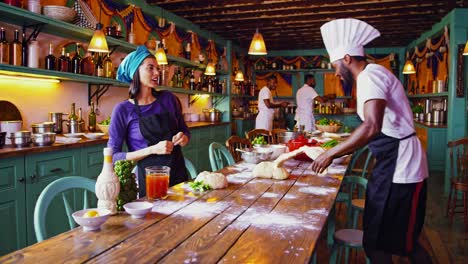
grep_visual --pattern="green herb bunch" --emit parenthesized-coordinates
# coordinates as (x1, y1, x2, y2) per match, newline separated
(251, 136, 267, 145)
(320, 139, 339, 148)
(114, 160, 138, 211)
(188, 181, 212, 192)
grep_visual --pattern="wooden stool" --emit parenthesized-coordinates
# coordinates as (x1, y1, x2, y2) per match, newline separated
(446, 138, 468, 230)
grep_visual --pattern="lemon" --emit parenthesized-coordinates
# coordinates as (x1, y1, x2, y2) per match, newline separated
(83, 210, 99, 218)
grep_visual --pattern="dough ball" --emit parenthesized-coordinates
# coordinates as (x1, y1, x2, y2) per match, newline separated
(252, 161, 274, 178)
(272, 167, 289, 180)
(195, 171, 228, 189)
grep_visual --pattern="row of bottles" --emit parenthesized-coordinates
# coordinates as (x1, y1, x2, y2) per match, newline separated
(0, 28, 28, 66)
(232, 79, 256, 96)
(165, 67, 226, 94)
(69, 102, 98, 132)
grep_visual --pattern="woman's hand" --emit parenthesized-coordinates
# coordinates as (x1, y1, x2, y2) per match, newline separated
(149, 140, 174, 155)
(172, 132, 189, 147)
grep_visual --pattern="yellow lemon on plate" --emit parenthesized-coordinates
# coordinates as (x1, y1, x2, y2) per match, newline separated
(83, 210, 99, 218)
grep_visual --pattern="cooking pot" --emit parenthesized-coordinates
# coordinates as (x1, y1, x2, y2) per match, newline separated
(32, 122, 55, 134)
(0, 120, 22, 145)
(287, 135, 320, 161)
(66, 120, 84, 134)
(276, 131, 301, 144)
(204, 109, 222, 122)
(48, 112, 67, 133)
(9, 131, 31, 148)
(32, 132, 56, 146)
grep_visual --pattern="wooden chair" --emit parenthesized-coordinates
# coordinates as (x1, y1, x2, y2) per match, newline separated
(271, 128, 287, 144)
(225, 135, 252, 162)
(34, 176, 96, 242)
(209, 142, 235, 171)
(245, 129, 272, 144)
(184, 157, 198, 180)
(446, 138, 468, 229)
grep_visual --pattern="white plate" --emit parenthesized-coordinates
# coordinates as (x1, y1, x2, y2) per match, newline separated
(63, 133, 85, 138)
(84, 133, 105, 140)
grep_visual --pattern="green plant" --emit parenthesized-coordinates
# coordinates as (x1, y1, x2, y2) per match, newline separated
(411, 105, 424, 114)
(100, 116, 111, 125)
(114, 160, 138, 211)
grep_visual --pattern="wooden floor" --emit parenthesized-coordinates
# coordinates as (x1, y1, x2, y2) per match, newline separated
(314, 170, 466, 263)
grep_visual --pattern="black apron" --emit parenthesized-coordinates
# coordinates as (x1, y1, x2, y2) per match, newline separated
(363, 131, 415, 254)
(133, 96, 188, 197)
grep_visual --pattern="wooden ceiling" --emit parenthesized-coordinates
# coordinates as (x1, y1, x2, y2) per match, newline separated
(147, 0, 467, 51)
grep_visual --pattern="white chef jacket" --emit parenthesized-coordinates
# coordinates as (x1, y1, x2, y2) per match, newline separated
(356, 64, 428, 183)
(295, 84, 319, 132)
(256, 86, 274, 130)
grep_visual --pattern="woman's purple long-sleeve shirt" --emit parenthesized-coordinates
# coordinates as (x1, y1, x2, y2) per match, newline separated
(107, 91, 190, 162)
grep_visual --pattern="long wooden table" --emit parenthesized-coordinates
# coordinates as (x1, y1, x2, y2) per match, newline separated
(0, 159, 346, 264)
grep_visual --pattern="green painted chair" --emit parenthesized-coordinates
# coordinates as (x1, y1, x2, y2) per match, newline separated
(209, 142, 235, 171)
(34, 176, 96, 242)
(184, 157, 198, 179)
(329, 176, 369, 264)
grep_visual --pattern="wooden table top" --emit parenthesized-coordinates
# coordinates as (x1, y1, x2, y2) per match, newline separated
(0, 160, 346, 264)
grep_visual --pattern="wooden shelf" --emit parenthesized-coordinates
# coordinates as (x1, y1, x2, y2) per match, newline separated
(232, 94, 256, 99)
(157, 85, 225, 96)
(254, 68, 334, 74)
(275, 96, 294, 100)
(407, 92, 448, 98)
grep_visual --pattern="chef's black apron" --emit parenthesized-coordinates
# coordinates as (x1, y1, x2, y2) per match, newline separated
(363, 131, 417, 255)
(133, 95, 188, 197)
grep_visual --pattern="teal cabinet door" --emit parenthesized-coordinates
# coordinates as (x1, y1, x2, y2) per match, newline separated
(25, 149, 81, 245)
(0, 157, 26, 255)
(427, 128, 447, 171)
(80, 144, 106, 209)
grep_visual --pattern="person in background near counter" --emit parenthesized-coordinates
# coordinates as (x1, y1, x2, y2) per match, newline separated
(255, 75, 289, 130)
(108, 46, 190, 197)
(312, 19, 431, 263)
(295, 74, 327, 132)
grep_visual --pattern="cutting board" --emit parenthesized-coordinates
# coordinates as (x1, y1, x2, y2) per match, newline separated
(0, 100, 22, 121)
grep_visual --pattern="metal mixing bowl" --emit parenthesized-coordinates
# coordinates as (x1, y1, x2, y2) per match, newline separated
(9, 131, 31, 148)
(32, 132, 56, 146)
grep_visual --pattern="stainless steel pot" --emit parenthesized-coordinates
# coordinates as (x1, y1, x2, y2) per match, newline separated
(9, 131, 31, 148)
(31, 122, 55, 134)
(0, 120, 22, 145)
(66, 120, 84, 134)
(48, 112, 67, 133)
(206, 109, 222, 122)
(276, 131, 301, 144)
(432, 109, 443, 124)
(32, 132, 56, 146)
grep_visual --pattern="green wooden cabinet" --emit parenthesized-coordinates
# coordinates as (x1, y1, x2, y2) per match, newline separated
(414, 123, 447, 171)
(0, 157, 27, 256)
(234, 119, 255, 137)
(25, 149, 81, 245)
(81, 144, 107, 180)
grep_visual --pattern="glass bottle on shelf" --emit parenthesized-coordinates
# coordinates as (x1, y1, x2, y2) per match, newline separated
(88, 102, 96, 132)
(81, 52, 95, 76)
(21, 30, 28, 67)
(71, 43, 82, 74)
(189, 70, 195, 90)
(78, 107, 85, 131)
(45, 43, 56, 70)
(103, 53, 113, 78)
(95, 53, 104, 77)
(0, 27, 9, 64)
(10, 29, 21, 66)
(28, 36, 39, 68)
(175, 68, 182, 88)
(162, 38, 168, 54)
(128, 23, 135, 44)
(185, 42, 191, 60)
(58, 48, 69, 72)
(69, 103, 78, 121)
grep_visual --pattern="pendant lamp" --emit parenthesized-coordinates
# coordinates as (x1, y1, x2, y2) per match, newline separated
(234, 70, 244, 81)
(463, 40, 468, 55)
(204, 40, 216, 75)
(402, 52, 415, 74)
(155, 42, 168, 65)
(248, 28, 267, 55)
(88, 6, 108, 53)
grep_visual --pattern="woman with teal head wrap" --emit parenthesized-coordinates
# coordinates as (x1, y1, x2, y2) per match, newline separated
(109, 46, 191, 196)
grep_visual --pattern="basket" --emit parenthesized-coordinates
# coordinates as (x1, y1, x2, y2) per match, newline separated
(43, 5, 77, 22)
(97, 124, 109, 134)
(315, 124, 342, 133)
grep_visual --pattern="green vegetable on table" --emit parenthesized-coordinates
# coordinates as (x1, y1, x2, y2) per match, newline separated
(100, 116, 111, 125)
(317, 117, 342, 126)
(189, 181, 212, 192)
(114, 160, 138, 211)
(320, 139, 339, 148)
(251, 136, 267, 145)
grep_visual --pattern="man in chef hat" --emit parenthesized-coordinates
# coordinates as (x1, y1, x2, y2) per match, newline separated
(311, 18, 431, 263)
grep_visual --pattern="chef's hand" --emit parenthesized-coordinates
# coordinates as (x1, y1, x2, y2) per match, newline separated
(280, 101, 289, 108)
(172, 132, 189, 147)
(310, 151, 333, 174)
(149, 140, 174, 155)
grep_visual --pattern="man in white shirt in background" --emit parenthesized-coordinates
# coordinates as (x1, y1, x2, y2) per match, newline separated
(255, 75, 289, 130)
(295, 74, 327, 132)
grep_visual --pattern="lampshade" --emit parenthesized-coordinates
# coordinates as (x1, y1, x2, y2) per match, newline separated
(248, 28, 267, 55)
(464, 40, 468, 55)
(204, 62, 216, 75)
(235, 71, 244, 81)
(88, 23, 109, 53)
(155, 47, 168, 65)
(402, 60, 416, 74)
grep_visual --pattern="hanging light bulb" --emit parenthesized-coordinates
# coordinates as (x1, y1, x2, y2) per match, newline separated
(204, 62, 216, 75)
(248, 28, 267, 55)
(235, 70, 244, 81)
(88, 23, 109, 53)
(155, 43, 168, 65)
(402, 51, 415, 74)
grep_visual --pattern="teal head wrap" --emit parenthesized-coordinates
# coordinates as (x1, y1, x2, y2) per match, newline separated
(116, 46, 153, 83)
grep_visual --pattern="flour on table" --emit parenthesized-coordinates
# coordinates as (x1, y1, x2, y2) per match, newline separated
(262, 192, 280, 198)
(306, 208, 328, 215)
(298, 186, 335, 195)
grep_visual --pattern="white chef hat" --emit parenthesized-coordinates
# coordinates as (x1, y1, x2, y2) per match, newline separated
(320, 18, 381, 63)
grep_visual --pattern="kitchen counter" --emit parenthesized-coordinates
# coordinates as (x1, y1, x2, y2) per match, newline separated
(0, 122, 231, 158)
(414, 120, 447, 128)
